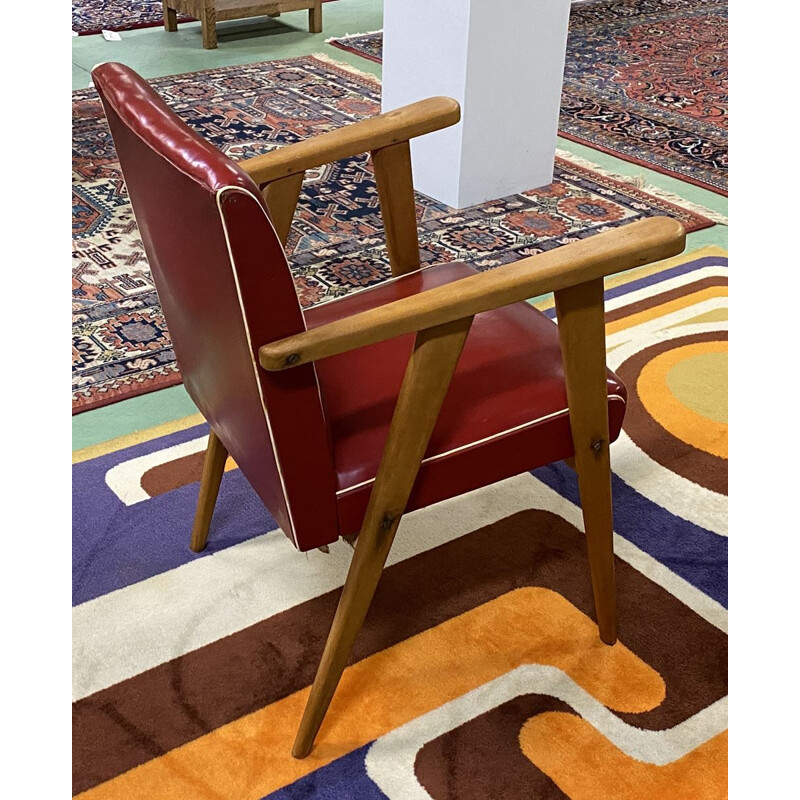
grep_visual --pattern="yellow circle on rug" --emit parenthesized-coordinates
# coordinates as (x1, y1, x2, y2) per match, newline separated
(636, 340, 728, 459)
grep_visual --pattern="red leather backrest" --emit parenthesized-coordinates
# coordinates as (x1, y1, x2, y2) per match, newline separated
(93, 62, 338, 551)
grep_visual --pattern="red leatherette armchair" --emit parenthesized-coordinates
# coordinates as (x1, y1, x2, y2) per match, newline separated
(93, 62, 685, 758)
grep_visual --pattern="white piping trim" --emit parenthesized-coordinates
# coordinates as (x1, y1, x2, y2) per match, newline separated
(215, 186, 300, 546)
(95, 77, 314, 546)
(336, 394, 627, 496)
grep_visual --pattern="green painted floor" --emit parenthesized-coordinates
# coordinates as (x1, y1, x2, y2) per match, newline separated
(71, 0, 383, 89)
(72, 0, 728, 451)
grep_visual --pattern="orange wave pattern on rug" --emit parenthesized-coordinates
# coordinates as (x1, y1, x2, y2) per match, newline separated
(521, 714, 728, 800)
(78, 589, 666, 800)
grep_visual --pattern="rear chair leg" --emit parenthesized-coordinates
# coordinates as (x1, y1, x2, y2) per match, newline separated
(293, 316, 473, 758)
(190, 429, 228, 552)
(554, 278, 617, 644)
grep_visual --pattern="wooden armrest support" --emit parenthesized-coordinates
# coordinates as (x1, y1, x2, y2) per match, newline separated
(239, 97, 461, 185)
(260, 217, 685, 371)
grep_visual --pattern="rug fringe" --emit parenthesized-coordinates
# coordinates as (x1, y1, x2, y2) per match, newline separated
(305, 59, 727, 227)
(312, 52, 381, 83)
(556, 148, 728, 225)
(325, 29, 383, 44)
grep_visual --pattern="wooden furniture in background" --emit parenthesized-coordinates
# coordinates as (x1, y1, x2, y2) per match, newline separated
(93, 62, 686, 761)
(162, 0, 322, 49)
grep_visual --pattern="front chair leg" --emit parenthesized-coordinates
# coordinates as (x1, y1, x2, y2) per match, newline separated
(190, 429, 229, 552)
(293, 316, 473, 758)
(555, 278, 617, 645)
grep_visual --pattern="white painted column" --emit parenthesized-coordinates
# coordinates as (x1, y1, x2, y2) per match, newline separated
(381, 0, 571, 209)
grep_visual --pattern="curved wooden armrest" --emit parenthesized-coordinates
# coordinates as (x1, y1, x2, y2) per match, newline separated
(259, 216, 685, 371)
(239, 96, 461, 186)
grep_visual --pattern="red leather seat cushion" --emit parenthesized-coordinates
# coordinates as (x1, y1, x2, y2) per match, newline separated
(304, 262, 627, 538)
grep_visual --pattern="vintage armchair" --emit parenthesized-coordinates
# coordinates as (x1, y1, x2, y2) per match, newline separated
(92, 62, 685, 759)
(162, 0, 322, 50)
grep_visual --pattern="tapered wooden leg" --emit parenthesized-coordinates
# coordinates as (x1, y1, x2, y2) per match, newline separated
(262, 172, 305, 247)
(308, 1, 322, 33)
(293, 316, 474, 758)
(190, 429, 229, 552)
(201, 8, 217, 49)
(554, 278, 617, 645)
(372, 141, 422, 277)
(162, 1, 178, 31)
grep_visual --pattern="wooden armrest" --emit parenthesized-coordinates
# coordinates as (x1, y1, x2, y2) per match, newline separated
(260, 216, 685, 371)
(239, 97, 461, 185)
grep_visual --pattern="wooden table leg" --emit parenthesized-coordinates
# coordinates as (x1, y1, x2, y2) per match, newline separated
(309, 1, 322, 33)
(201, 5, 218, 49)
(162, 0, 178, 31)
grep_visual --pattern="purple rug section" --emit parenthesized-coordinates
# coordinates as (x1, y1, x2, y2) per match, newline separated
(542, 254, 726, 318)
(72, 423, 279, 606)
(534, 462, 728, 607)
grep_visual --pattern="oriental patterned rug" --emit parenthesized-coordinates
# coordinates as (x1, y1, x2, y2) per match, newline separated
(72, 0, 189, 34)
(329, 0, 728, 194)
(72, 55, 720, 413)
(71, 0, 335, 36)
(72, 246, 727, 799)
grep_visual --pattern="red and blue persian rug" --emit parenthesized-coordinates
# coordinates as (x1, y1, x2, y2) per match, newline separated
(72, 0, 190, 34)
(329, 0, 728, 194)
(72, 55, 720, 412)
(71, 0, 335, 36)
(72, 246, 727, 799)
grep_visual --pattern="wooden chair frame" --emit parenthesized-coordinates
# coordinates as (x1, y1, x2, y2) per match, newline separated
(162, 0, 322, 50)
(188, 96, 686, 757)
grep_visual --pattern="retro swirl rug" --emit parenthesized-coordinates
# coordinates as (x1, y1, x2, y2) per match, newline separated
(329, 0, 728, 193)
(72, 55, 720, 413)
(72, 246, 728, 799)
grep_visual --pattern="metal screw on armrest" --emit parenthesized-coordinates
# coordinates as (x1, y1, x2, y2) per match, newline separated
(591, 439, 604, 454)
(285, 354, 300, 366)
(380, 514, 396, 531)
